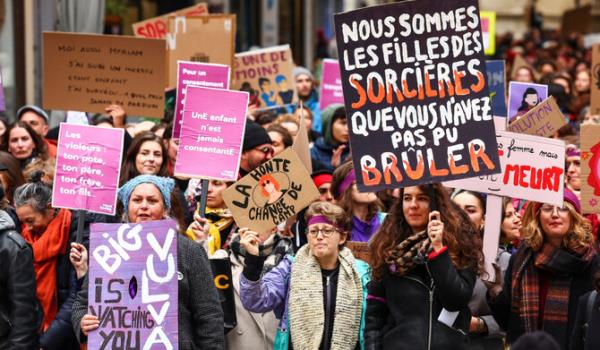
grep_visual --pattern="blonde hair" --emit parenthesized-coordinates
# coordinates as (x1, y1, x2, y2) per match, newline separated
(522, 201, 594, 253)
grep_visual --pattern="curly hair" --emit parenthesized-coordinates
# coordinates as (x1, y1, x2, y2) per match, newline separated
(370, 183, 484, 281)
(521, 201, 594, 254)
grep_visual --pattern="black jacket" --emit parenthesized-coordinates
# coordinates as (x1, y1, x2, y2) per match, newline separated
(0, 210, 39, 350)
(570, 291, 600, 350)
(364, 249, 476, 350)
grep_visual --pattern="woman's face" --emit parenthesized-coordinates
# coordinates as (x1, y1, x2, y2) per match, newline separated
(16, 204, 54, 235)
(501, 202, 522, 241)
(553, 77, 571, 95)
(268, 131, 286, 155)
(263, 180, 276, 194)
(575, 71, 591, 93)
(307, 222, 345, 260)
(350, 183, 377, 205)
(539, 203, 571, 242)
(128, 183, 166, 223)
(402, 186, 430, 232)
(0, 121, 6, 140)
(206, 180, 228, 209)
(8, 127, 35, 160)
(281, 122, 299, 137)
(515, 67, 534, 83)
(524, 93, 539, 108)
(135, 141, 163, 175)
(453, 192, 484, 229)
(332, 117, 349, 144)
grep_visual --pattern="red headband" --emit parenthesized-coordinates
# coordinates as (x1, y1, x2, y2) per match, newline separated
(312, 173, 332, 188)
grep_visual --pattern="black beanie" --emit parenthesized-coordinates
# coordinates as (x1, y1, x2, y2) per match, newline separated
(243, 119, 272, 151)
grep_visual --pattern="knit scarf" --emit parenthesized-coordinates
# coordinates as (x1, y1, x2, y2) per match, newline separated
(384, 230, 430, 276)
(21, 208, 72, 331)
(288, 245, 363, 350)
(511, 242, 595, 343)
(185, 207, 235, 255)
(230, 233, 293, 276)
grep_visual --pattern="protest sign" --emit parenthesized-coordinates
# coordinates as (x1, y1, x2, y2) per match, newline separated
(173, 61, 231, 138)
(485, 60, 507, 117)
(507, 96, 566, 137)
(507, 82, 548, 123)
(581, 125, 600, 213)
(0, 70, 5, 111)
(210, 258, 237, 329)
(482, 194, 502, 282)
(319, 59, 344, 110)
(65, 111, 89, 125)
(52, 124, 123, 215)
(43, 32, 165, 118)
(293, 105, 313, 173)
(166, 15, 236, 88)
(132, 2, 208, 38)
(88, 220, 178, 349)
(334, 0, 501, 192)
(561, 5, 591, 37)
(222, 148, 319, 233)
(346, 242, 372, 266)
(480, 11, 496, 56)
(446, 130, 565, 206)
(175, 86, 248, 181)
(591, 45, 600, 116)
(232, 45, 296, 108)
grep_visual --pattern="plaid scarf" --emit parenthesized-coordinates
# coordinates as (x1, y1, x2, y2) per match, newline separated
(231, 233, 294, 276)
(511, 243, 595, 343)
(384, 230, 430, 276)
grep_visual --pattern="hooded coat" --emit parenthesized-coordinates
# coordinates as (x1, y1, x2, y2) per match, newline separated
(311, 104, 350, 172)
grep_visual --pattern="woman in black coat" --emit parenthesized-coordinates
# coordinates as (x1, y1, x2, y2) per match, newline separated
(570, 270, 600, 350)
(365, 184, 483, 350)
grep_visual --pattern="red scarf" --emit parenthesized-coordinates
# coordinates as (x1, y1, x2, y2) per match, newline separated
(21, 208, 72, 331)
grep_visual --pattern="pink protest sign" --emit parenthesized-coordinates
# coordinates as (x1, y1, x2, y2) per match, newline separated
(173, 61, 231, 138)
(52, 123, 124, 215)
(175, 86, 248, 181)
(319, 59, 343, 110)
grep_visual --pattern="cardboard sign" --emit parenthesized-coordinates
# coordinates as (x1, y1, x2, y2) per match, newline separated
(581, 125, 600, 213)
(166, 15, 236, 88)
(346, 242, 372, 266)
(132, 3, 208, 38)
(210, 258, 237, 329)
(293, 105, 313, 173)
(174, 86, 248, 181)
(446, 131, 565, 206)
(319, 59, 344, 110)
(232, 45, 296, 108)
(591, 45, 600, 116)
(88, 220, 178, 349)
(222, 148, 319, 233)
(334, 0, 501, 192)
(561, 5, 591, 37)
(52, 124, 123, 215)
(43, 32, 166, 118)
(486, 60, 507, 117)
(507, 96, 565, 137)
(507, 82, 548, 124)
(480, 11, 496, 56)
(173, 61, 231, 138)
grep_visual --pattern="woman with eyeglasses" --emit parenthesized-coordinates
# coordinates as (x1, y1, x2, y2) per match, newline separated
(239, 201, 370, 350)
(486, 190, 598, 349)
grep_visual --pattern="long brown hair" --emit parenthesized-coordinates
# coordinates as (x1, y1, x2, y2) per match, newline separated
(2, 121, 49, 162)
(0, 151, 25, 204)
(120, 131, 168, 186)
(370, 183, 483, 280)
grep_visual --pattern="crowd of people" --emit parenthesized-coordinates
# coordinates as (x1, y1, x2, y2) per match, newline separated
(0, 13, 600, 350)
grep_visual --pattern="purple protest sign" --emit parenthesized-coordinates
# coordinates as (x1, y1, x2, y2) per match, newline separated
(52, 123, 123, 215)
(319, 59, 344, 110)
(507, 82, 548, 123)
(175, 86, 248, 181)
(88, 220, 178, 349)
(173, 61, 231, 138)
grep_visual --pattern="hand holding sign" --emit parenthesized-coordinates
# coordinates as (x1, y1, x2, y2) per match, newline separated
(69, 242, 88, 280)
(80, 314, 100, 336)
(188, 213, 210, 242)
(239, 227, 260, 256)
(427, 211, 444, 252)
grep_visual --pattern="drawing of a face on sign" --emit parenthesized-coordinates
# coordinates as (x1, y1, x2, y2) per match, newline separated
(257, 173, 287, 206)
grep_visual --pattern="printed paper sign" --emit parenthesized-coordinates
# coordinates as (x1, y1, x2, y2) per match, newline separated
(507, 96, 565, 137)
(319, 59, 344, 110)
(173, 61, 231, 138)
(132, 3, 208, 38)
(166, 15, 235, 88)
(507, 82, 548, 124)
(175, 86, 248, 181)
(232, 45, 296, 108)
(43, 32, 166, 118)
(480, 11, 496, 56)
(446, 131, 565, 206)
(334, 0, 501, 192)
(591, 45, 600, 116)
(88, 220, 178, 350)
(581, 125, 600, 213)
(222, 148, 319, 233)
(52, 124, 123, 215)
(486, 60, 507, 117)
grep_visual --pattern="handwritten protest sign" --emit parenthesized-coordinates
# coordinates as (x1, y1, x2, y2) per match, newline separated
(319, 59, 344, 110)
(446, 130, 565, 206)
(43, 32, 165, 118)
(175, 86, 248, 181)
(507, 97, 565, 137)
(482, 194, 502, 281)
(52, 124, 123, 215)
(223, 148, 319, 233)
(166, 15, 235, 88)
(293, 106, 313, 173)
(480, 11, 496, 56)
(88, 220, 178, 349)
(486, 60, 507, 117)
(173, 61, 231, 138)
(581, 125, 600, 213)
(334, 0, 501, 192)
(232, 45, 296, 108)
(132, 3, 208, 38)
(592, 45, 600, 116)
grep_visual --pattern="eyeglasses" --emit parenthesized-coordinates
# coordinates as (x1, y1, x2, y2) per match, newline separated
(540, 205, 569, 214)
(255, 146, 274, 156)
(307, 228, 337, 237)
